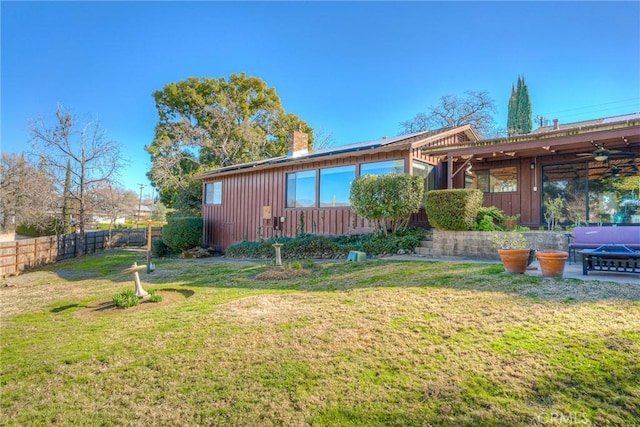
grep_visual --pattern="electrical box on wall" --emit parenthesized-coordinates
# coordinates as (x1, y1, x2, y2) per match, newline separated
(262, 206, 272, 220)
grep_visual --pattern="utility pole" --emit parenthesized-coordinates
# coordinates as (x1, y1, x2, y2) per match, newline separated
(137, 184, 144, 228)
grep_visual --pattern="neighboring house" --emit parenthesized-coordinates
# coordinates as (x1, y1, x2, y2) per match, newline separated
(133, 205, 153, 222)
(198, 113, 640, 251)
(92, 215, 126, 225)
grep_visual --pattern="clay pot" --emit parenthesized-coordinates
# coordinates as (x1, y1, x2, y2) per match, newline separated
(497, 249, 530, 274)
(536, 250, 569, 277)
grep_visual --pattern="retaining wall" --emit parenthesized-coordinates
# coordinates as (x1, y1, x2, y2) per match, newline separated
(432, 230, 567, 261)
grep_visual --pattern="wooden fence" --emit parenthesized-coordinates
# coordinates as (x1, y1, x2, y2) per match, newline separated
(0, 227, 162, 277)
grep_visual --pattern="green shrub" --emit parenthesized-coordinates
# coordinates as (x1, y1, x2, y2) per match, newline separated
(148, 289, 162, 303)
(474, 215, 501, 231)
(151, 239, 177, 258)
(112, 288, 139, 309)
(350, 174, 424, 233)
(425, 189, 483, 231)
(162, 217, 203, 252)
(225, 229, 426, 258)
(16, 216, 64, 237)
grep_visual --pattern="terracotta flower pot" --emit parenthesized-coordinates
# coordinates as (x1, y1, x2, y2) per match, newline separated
(497, 249, 530, 274)
(536, 250, 569, 277)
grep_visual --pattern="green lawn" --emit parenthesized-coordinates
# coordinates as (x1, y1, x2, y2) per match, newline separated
(1, 250, 639, 426)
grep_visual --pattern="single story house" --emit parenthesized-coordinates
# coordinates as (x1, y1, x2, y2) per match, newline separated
(197, 113, 639, 251)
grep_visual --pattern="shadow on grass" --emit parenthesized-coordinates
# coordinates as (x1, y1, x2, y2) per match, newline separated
(45, 249, 152, 284)
(50, 303, 84, 313)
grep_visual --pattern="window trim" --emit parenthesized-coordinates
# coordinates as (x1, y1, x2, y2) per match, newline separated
(285, 169, 318, 208)
(204, 181, 222, 205)
(475, 166, 518, 193)
(319, 165, 356, 208)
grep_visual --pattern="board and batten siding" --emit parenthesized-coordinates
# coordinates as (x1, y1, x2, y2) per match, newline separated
(202, 149, 420, 250)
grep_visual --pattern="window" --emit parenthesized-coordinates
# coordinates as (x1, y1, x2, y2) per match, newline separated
(204, 181, 222, 205)
(360, 159, 404, 176)
(476, 167, 518, 193)
(286, 170, 316, 208)
(542, 158, 640, 225)
(412, 161, 436, 191)
(320, 165, 355, 207)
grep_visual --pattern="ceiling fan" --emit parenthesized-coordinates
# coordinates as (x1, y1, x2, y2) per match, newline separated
(576, 144, 637, 162)
(600, 159, 639, 179)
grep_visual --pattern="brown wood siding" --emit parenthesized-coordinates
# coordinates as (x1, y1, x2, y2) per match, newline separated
(203, 149, 414, 250)
(473, 157, 548, 227)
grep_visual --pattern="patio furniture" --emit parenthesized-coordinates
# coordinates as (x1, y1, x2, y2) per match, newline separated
(579, 245, 640, 276)
(567, 226, 640, 263)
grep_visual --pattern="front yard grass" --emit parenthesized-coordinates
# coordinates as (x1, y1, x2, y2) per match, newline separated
(1, 249, 639, 426)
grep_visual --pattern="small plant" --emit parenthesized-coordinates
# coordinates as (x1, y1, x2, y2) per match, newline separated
(288, 260, 302, 270)
(474, 214, 501, 231)
(544, 196, 564, 230)
(491, 232, 528, 250)
(112, 288, 139, 309)
(148, 289, 163, 303)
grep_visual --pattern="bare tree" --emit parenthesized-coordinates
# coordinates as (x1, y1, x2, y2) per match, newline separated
(0, 153, 58, 233)
(89, 183, 138, 243)
(399, 90, 498, 138)
(312, 128, 336, 151)
(30, 104, 124, 254)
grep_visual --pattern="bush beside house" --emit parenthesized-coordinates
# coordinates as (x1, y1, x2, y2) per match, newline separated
(225, 229, 426, 259)
(425, 189, 483, 231)
(350, 174, 424, 233)
(162, 217, 203, 252)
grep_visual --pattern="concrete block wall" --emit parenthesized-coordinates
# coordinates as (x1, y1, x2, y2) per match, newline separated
(432, 230, 568, 261)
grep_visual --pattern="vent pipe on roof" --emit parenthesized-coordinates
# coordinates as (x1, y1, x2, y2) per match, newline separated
(287, 130, 309, 158)
(553, 119, 559, 130)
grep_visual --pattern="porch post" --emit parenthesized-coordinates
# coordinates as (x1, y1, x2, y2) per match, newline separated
(447, 153, 454, 189)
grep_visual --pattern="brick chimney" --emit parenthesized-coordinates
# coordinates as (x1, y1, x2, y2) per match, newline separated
(287, 130, 309, 157)
(553, 119, 559, 130)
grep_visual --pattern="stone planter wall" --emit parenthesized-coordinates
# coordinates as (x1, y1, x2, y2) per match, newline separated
(432, 230, 568, 261)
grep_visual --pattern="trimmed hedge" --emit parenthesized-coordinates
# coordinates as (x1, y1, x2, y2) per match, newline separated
(161, 216, 203, 252)
(225, 229, 427, 259)
(425, 189, 483, 231)
(350, 174, 424, 233)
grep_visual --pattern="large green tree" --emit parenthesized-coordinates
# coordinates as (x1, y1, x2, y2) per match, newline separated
(147, 73, 313, 209)
(507, 76, 532, 136)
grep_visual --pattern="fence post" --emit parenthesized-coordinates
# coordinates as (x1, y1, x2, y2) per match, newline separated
(15, 241, 19, 275)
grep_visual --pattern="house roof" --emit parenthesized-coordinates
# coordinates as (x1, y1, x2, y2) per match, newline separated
(421, 113, 640, 162)
(531, 112, 640, 134)
(196, 125, 479, 179)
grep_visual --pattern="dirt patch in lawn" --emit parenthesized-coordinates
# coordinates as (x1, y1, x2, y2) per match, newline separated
(75, 288, 195, 318)
(255, 267, 311, 280)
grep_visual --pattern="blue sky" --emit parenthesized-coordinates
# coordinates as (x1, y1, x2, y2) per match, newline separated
(2, 1, 639, 195)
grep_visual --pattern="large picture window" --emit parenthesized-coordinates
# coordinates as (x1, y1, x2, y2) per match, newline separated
(320, 165, 355, 207)
(204, 181, 222, 205)
(543, 158, 640, 225)
(476, 167, 518, 193)
(360, 159, 404, 176)
(286, 170, 316, 208)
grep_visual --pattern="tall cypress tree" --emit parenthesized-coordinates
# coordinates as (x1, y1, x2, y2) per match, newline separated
(507, 84, 517, 136)
(507, 76, 533, 136)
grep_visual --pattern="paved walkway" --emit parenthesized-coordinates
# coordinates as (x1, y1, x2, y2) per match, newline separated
(378, 254, 639, 285)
